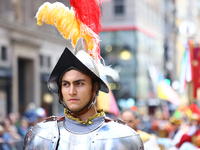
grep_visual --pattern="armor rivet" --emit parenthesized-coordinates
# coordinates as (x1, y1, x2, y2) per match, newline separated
(54, 136, 56, 138)
(88, 120, 93, 125)
(96, 134, 98, 136)
(92, 141, 94, 143)
(52, 141, 54, 143)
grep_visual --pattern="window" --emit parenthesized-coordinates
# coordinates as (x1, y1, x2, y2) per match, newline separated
(47, 56, 51, 68)
(114, 0, 124, 15)
(1, 46, 7, 61)
(40, 55, 51, 68)
(40, 55, 44, 67)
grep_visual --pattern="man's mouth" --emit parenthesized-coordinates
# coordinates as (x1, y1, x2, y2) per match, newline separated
(69, 98, 79, 101)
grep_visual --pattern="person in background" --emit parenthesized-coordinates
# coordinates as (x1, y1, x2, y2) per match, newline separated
(23, 102, 37, 126)
(17, 117, 29, 138)
(121, 108, 160, 150)
(167, 116, 189, 150)
(2, 118, 21, 150)
(0, 124, 10, 150)
(176, 113, 200, 149)
(8, 113, 19, 134)
(5, 115, 21, 141)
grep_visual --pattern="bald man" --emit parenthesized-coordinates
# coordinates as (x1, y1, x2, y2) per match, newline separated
(121, 109, 161, 150)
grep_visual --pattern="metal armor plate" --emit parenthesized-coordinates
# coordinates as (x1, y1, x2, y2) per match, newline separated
(23, 118, 144, 150)
(57, 121, 144, 150)
(23, 119, 59, 150)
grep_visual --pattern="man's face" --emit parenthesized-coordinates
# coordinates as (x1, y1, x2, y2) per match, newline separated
(121, 111, 139, 130)
(61, 69, 95, 112)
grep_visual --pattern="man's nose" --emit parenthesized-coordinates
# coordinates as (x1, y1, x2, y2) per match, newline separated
(69, 85, 76, 95)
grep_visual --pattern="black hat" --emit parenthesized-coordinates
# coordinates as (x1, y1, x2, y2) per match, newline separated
(48, 47, 109, 94)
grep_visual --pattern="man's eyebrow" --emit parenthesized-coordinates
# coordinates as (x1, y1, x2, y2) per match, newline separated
(62, 79, 86, 83)
(73, 79, 86, 83)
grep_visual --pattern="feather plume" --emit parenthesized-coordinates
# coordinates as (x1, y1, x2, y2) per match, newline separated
(36, 2, 100, 60)
(70, 0, 102, 34)
(70, 0, 102, 59)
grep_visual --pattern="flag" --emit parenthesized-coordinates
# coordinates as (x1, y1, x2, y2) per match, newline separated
(191, 43, 200, 99)
(179, 44, 192, 93)
(97, 90, 120, 117)
(158, 79, 181, 106)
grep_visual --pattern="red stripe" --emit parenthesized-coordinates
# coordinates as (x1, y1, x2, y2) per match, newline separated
(101, 25, 156, 38)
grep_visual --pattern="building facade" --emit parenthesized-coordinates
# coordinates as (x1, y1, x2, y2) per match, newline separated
(0, 0, 179, 117)
(175, 0, 200, 103)
(0, 0, 71, 117)
(100, 0, 173, 111)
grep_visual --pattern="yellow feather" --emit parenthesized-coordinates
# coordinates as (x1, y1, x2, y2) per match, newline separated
(36, 2, 99, 59)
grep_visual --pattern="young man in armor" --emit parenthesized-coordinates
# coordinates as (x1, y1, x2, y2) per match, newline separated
(23, 1, 144, 149)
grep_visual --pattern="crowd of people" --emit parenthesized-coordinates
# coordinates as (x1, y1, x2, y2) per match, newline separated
(119, 102, 200, 150)
(0, 113, 27, 150)
(0, 102, 47, 150)
(0, 100, 199, 150)
(1, 102, 200, 150)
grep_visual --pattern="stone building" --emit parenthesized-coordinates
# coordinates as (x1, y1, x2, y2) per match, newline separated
(175, 0, 200, 103)
(100, 0, 173, 111)
(0, 0, 71, 117)
(0, 0, 179, 117)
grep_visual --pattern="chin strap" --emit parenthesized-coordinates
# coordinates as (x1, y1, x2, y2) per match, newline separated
(87, 92, 99, 109)
(58, 86, 99, 120)
(64, 91, 99, 117)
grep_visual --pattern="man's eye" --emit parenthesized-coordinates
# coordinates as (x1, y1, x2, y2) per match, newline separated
(62, 83, 69, 86)
(77, 82, 83, 86)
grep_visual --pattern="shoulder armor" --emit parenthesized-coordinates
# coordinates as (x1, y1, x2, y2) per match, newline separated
(23, 116, 59, 150)
(98, 121, 138, 138)
(94, 121, 144, 150)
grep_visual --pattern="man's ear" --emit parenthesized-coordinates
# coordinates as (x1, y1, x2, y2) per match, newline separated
(136, 118, 140, 126)
(93, 82, 99, 94)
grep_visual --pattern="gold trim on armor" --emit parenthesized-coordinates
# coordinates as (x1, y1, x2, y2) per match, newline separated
(64, 108, 105, 125)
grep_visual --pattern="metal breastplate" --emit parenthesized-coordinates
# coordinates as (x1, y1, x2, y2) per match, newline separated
(23, 118, 59, 150)
(23, 117, 144, 150)
(57, 120, 144, 150)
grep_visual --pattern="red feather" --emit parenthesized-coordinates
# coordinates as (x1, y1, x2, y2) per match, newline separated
(69, 0, 102, 35)
(70, 0, 102, 60)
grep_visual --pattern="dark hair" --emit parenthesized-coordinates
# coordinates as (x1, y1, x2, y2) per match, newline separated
(58, 67, 98, 87)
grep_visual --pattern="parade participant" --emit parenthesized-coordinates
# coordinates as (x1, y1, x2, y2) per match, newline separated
(176, 113, 200, 149)
(168, 116, 183, 139)
(167, 116, 188, 150)
(176, 103, 200, 149)
(121, 108, 160, 150)
(23, 1, 144, 149)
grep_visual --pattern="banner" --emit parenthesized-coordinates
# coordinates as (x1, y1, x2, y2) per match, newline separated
(191, 43, 200, 99)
